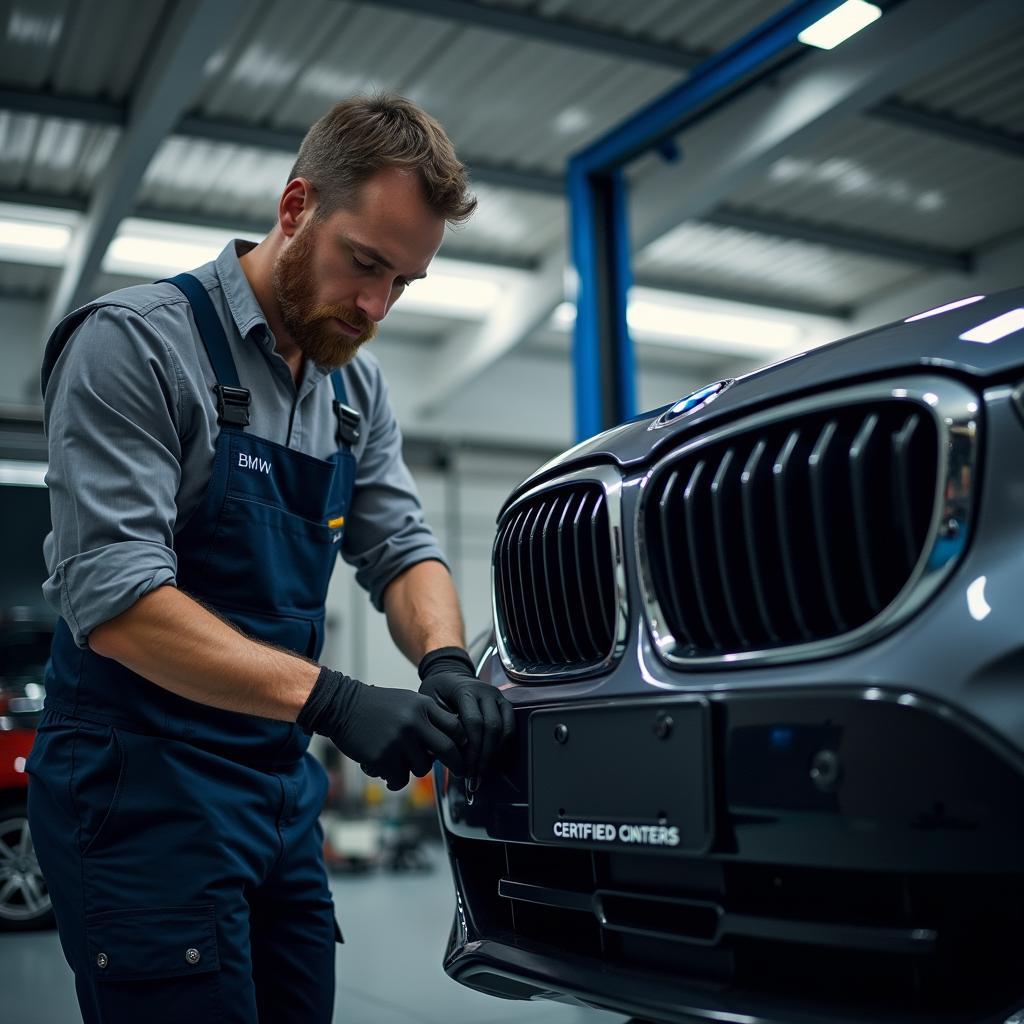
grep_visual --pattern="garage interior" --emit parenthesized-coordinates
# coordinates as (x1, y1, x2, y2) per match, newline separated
(1, 0, 1022, 1022)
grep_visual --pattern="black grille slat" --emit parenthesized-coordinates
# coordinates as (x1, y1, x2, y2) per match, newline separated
(513, 506, 543, 664)
(657, 470, 694, 648)
(808, 420, 847, 634)
(571, 492, 602, 660)
(494, 482, 618, 675)
(773, 430, 813, 642)
(892, 414, 923, 574)
(849, 414, 883, 614)
(710, 448, 750, 648)
(538, 500, 570, 664)
(683, 460, 723, 651)
(527, 500, 557, 663)
(587, 493, 612, 653)
(553, 495, 585, 664)
(495, 516, 523, 659)
(643, 396, 944, 660)
(740, 440, 780, 645)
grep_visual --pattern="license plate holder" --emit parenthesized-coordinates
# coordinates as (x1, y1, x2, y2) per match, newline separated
(529, 698, 712, 854)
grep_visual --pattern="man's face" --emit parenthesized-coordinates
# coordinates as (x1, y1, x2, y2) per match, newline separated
(272, 166, 446, 369)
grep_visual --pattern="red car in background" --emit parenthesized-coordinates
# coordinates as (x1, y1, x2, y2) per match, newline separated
(0, 619, 53, 931)
(0, 464, 57, 931)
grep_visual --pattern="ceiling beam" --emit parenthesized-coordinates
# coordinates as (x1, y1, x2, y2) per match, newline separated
(44, 0, 244, 328)
(707, 205, 972, 272)
(0, 88, 123, 125)
(352, 0, 703, 69)
(413, 245, 568, 419)
(868, 98, 1024, 159)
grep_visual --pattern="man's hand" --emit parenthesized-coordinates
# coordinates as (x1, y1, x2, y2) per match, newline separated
(418, 647, 515, 780)
(297, 667, 465, 791)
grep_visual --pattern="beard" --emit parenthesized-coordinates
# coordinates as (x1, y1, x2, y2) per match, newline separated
(271, 223, 378, 369)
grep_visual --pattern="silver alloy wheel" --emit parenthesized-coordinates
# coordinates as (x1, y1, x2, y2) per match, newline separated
(0, 813, 51, 923)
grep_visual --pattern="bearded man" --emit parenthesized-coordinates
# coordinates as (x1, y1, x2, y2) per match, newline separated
(28, 94, 512, 1024)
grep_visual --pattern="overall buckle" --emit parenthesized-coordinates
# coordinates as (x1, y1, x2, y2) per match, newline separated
(333, 401, 362, 447)
(214, 384, 251, 427)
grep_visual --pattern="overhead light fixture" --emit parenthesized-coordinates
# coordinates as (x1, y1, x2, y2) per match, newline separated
(397, 273, 501, 318)
(551, 295, 809, 356)
(105, 234, 228, 277)
(959, 308, 1024, 345)
(0, 217, 72, 267)
(905, 295, 985, 322)
(627, 301, 801, 350)
(798, 0, 881, 50)
(0, 461, 48, 487)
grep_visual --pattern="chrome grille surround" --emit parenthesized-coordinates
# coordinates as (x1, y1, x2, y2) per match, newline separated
(636, 376, 980, 669)
(492, 464, 629, 681)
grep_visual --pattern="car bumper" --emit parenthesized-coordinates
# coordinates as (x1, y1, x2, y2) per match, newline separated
(436, 686, 1024, 1023)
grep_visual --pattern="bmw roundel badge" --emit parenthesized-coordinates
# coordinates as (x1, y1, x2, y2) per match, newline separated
(651, 379, 735, 429)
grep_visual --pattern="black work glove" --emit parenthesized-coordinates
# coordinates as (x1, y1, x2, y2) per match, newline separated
(298, 667, 465, 791)
(417, 647, 515, 781)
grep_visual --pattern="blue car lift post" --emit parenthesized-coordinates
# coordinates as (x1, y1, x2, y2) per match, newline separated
(568, 0, 844, 441)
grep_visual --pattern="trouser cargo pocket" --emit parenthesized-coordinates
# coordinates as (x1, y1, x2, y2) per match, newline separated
(86, 904, 223, 1020)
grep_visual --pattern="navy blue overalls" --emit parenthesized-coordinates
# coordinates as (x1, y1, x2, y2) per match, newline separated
(28, 274, 359, 1023)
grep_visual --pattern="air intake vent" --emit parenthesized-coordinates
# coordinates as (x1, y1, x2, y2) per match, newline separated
(493, 469, 625, 679)
(639, 379, 979, 666)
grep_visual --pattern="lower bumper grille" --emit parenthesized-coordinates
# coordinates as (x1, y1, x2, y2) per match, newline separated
(448, 836, 1024, 1022)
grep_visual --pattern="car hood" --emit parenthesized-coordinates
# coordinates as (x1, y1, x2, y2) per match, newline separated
(517, 286, 1024, 497)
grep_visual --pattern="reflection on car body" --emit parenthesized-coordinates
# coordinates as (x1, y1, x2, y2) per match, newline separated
(435, 286, 1024, 1024)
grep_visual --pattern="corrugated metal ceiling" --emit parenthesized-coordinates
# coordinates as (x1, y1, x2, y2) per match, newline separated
(728, 115, 1024, 251)
(895, 25, 1024, 134)
(0, 0, 1020, 330)
(479, 0, 790, 52)
(634, 220, 923, 311)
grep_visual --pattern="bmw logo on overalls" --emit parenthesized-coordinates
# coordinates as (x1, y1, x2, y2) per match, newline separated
(651, 379, 735, 429)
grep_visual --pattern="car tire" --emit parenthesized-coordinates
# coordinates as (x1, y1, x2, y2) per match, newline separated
(0, 803, 55, 931)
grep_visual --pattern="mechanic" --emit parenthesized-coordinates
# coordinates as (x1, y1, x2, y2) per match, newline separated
(26, 94, 513, 1023)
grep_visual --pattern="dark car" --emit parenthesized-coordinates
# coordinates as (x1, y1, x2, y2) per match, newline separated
(435, 287, 1024, 1024)
(0, 619, 52, 931)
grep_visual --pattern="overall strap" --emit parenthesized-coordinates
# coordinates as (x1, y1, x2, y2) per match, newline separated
(330, 370, 362, 450)
(163, 272, 250, 429)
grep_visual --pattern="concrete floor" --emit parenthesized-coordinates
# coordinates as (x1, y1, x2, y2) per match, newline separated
(0, 841, 627, 1024)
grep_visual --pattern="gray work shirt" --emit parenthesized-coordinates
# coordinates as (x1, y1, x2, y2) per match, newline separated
(41, 239, 446, 648)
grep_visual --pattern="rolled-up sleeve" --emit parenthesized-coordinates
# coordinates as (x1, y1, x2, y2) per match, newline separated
(42, 306, 183, 647)
(340, 361, 448, 610)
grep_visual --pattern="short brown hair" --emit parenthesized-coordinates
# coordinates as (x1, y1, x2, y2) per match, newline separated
(290, 93, 476, 224)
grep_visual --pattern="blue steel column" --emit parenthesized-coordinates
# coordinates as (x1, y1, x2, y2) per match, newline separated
(567, 0, 842, 442)
(569, 164, 635, 441)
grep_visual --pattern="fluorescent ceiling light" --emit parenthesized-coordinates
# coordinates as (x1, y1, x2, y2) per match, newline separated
(0, 461, 48, 487)
(798, 1, 881, 50)
(0, 217, 72, 267)
(905, 295, 985, 322)
(627, 301, 801, 349)
(0, 219, 69, 251)
(550, 297, 809, 356)
(959, 308, 1024, 345)
(105, 234, 227, 277)
(398, 273, 500, 318)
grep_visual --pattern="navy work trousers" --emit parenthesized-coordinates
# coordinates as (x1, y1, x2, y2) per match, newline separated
(28, 709, 340, 1023)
